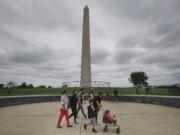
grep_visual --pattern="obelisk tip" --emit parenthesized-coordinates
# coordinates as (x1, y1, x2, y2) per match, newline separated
(84, 5, 89, 9)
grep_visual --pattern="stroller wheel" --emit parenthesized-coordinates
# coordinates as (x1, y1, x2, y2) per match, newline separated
(116, 127, 120, 134)
(103, 125, 108, 132)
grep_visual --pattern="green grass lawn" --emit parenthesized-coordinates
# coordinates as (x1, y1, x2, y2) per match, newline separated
(0, 87, 169, 96)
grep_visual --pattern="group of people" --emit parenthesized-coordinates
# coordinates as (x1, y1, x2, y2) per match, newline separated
(56, 88, 102, 132)
(57, 88, 118, 133)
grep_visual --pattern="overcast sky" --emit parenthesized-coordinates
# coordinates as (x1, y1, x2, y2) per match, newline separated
(0, 0, 180, 87)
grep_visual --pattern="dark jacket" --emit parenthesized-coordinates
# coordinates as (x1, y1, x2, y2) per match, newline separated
(93, 96, 102, 110)
(87, 105, 95, 119)
(70, 95, 78, 109)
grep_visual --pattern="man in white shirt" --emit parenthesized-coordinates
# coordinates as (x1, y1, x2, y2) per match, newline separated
(57, 90, 72, 128)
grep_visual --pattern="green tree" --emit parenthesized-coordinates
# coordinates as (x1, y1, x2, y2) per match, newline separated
(0, 84, 4, 89)
(19, 82, 27, 88)
(129, 71, 148, 94)
(48, 86, 52, 88)
(6, 81, 16, 95)
(27, 84, 34, 88)
(38, 85, 46, 88)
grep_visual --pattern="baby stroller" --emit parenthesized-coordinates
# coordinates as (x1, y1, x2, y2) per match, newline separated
(102, 110, 120, 134)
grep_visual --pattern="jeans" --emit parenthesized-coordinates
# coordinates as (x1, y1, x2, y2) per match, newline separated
(94, 109, 99, 123)
(77, 105, 87, 118)
(69, 107, 77, 122)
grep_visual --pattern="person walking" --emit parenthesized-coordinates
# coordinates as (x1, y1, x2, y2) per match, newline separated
(57, 91, 72, 128)
(69, 91, 78, 124)
(113, 88, 118, 101)
(84, 100, 98, 133)
(89, 89, 95, 101)
(93, 93, 102, 123)
(77, 88, 87, 119)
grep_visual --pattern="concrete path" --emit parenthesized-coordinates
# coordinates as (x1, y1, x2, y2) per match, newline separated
(0, 101, 180, 135)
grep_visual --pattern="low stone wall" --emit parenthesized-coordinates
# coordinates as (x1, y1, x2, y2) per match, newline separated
(103, 95, 180, 108)
(0, 95, 60, 107)
(0, 95, 180, 108)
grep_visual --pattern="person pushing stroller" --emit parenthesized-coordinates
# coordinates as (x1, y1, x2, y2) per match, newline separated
(84, 100, 98, 133)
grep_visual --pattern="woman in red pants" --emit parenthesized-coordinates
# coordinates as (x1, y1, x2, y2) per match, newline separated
(57, 90, 72, 128)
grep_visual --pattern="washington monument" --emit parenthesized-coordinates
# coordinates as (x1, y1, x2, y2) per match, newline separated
(80, 6, 91, 87)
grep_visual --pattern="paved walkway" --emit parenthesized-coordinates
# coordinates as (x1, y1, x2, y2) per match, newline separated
(0, 101, 180, 135)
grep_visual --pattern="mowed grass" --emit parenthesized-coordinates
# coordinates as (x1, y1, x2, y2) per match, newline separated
(0, 87, 169, 96)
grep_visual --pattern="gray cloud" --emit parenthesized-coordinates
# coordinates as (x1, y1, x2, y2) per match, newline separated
(114, 38, 144, 64)
(10, 46, 52, 63)
(117, 37, 139, 48)
(0, 0, 180, 86)
(114, 48, 139, 64)
(0, 0, 81, 30)
(91, 47, 110, 65)
(0, 29, 53, 64)
(139, 49, 180, 70)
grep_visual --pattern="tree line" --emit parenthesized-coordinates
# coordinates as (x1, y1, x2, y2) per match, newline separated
(1, 71, 176, 92)
(0, 82, 52, 89)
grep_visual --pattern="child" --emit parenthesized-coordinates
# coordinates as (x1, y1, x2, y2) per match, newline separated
(84, 100, 97, 133)
(103, 110, 120, 133)
(104, 110, 117, 124)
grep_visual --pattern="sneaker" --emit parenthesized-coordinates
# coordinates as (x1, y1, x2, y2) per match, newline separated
(84, 124, 87, 130)
(92, 128, 97, 133)
(57, 125, 62, 128)
(67, 125, 73, 128)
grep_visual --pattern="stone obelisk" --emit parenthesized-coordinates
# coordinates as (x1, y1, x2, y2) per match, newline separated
(80, 6, 91, 87)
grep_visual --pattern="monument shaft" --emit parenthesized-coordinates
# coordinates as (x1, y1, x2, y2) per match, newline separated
(80, 6, 91, 87)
